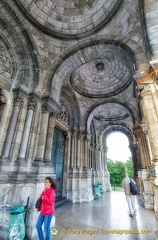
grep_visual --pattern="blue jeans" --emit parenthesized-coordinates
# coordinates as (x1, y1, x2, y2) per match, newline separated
(36, 212, 53, 240)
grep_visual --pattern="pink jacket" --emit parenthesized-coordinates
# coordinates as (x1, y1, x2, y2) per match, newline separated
(38, 187, 56, 216)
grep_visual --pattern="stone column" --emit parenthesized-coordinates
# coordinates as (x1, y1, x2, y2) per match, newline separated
(33, 108, 50, 166)
(70, 133, 75, 167)
(140, 84, 158, 179)
(0, 96, 23, 162)
(141, 85, 158, 160)
(97, 145, 102, 172)
(134, 129, 150, 169)
(80, 133, 85, 169)
(17, 99, 36, 164)
(66, 132, 71, 168)
(84, 137, 88, 168)
(102, 145, 111, 191)
(76, 134, 80, 168)
(44, 116, 56, 166)
(145, 131, 153, 162)
(74, 132, 77, 168)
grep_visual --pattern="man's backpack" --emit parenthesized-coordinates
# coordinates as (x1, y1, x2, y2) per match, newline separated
(129, 178, 139, 195)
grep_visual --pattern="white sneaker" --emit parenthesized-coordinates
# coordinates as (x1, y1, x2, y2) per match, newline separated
(134, 210, 137, 214)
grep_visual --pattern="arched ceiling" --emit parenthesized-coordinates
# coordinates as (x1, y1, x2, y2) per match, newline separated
(71, 58, 131, 97)
(50, 43, 135, 102)
(87, 102, 134, 134)
(93, 103, 129, 121)
(13, 0, 123, 39)
(0, 2, 39, 91)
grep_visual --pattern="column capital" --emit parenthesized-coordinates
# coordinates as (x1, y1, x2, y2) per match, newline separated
(13, 95, 23, 107)
(28, 98, 37, 110)
(0, 89, 7, 104)
(140, 84, 152, 98)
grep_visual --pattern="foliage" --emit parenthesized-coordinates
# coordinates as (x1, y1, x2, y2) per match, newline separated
(107, 157, 134, 185)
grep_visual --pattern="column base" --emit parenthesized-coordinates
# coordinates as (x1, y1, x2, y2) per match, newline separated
(0, 157, 11, 166)
(14, 158, 26, 166)
(104, 174, 112, 192)
(32, 158, 45, 166)
(43, 159, 52, 166)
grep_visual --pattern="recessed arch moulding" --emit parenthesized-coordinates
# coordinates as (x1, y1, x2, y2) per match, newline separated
(0, 2, 40, 92)
(102, 126, 139, 176)
(103, 126, 135, 149)
(87, 102, 135, 136)
(49, 42, 136, 104)
(13, 0, 123, 39)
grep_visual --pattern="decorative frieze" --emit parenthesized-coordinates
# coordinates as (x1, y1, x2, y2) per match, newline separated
(0, 41, 12, 78)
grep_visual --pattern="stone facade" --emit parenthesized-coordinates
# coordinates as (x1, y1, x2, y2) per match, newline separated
(0, 0, 158, 239)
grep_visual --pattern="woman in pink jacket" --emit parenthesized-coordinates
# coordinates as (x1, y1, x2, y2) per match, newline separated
(36, 177, 57, 240)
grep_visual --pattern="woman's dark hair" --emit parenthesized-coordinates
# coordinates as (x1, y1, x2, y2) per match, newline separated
(45, 177, 57, 190)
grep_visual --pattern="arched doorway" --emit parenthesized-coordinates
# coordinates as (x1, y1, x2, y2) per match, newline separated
(106, 131, 134, 191)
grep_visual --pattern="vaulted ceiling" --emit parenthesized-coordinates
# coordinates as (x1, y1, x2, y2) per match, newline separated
(1, 0, 156, 141)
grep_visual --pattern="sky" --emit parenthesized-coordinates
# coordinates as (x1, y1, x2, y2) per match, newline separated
(106, 132, 132, 163)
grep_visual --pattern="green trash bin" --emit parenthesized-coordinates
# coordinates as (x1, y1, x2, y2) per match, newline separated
(93, 185, 102, 198)
(8, 206, 25, 240)
(98, 183, 104, 193)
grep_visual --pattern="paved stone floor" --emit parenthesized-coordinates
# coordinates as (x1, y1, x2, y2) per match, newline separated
(33, 192, 156, 240)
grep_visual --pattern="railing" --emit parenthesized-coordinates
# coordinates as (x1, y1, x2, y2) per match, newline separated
(111, 184, 123, 191)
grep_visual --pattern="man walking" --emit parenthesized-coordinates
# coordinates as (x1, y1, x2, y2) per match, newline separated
(121, 172, 137, 217)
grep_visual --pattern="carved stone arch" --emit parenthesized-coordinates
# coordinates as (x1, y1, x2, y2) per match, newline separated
(102, 125, 134, 144)
(47, 39, 140, 103)
(0, 35, 16, 80)
(13, 0, 123, 40)
(102, 125, 139, 178)
(85, 101, 136, 135)
(0, 2, 40, 92)
(60, 86, 80, 132)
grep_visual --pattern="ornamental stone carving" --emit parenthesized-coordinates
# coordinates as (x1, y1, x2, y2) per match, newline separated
(58, 102, 68, 124)
(13, 95, 24, 107)
(28, 98, 37, 110)
(0, 42, 12, 78)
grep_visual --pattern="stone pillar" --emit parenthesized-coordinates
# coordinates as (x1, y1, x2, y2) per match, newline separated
(80, 133, 85, 169)
(76, 134, 80, 168)
(74, 132, 77, 168)
(84, 137, 88, 168)
(66, 132, 71, 168)
(0, 96, 23, 162)
(145, 131, 153, 162)
(44, 116, 56, 166)
(134, 128, 150, 169)
(97, 145, 102, 172)
(17, 99, 36, 164)
(140, 84, 158, 179)
(33, 108, 50, 166)
(102, 145, 111, 191)
(0, 90, 7, 155)
(70, 133, 75, 167)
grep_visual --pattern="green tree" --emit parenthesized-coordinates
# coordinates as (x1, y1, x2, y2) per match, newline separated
(107, 157, 134, 185)
(107, 159, 126, 185)
(125, 157, 134, 179)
